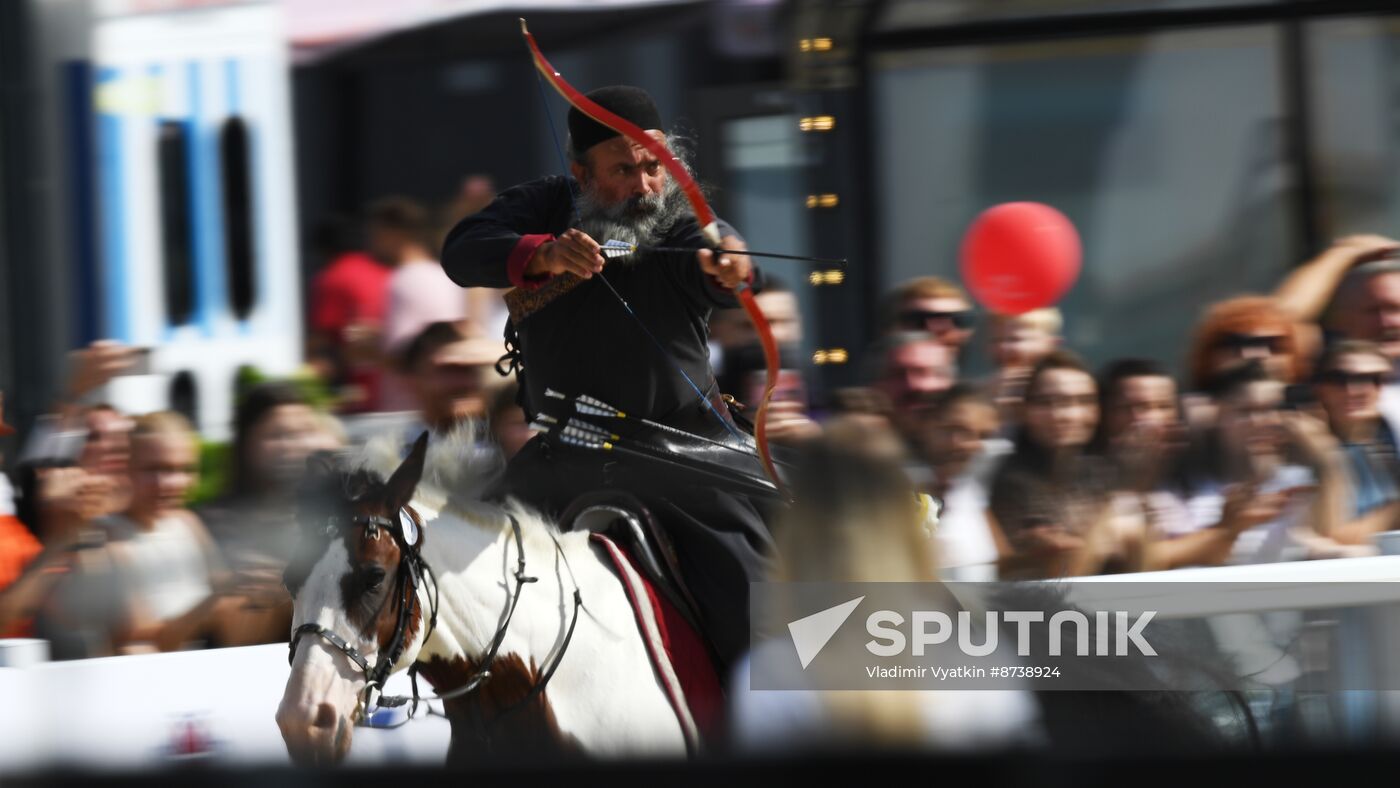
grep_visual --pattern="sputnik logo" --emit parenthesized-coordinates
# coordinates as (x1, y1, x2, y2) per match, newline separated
(788, 596, 864, 669)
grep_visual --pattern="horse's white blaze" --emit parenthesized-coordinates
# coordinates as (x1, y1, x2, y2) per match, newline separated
(277, 541, 369, 746)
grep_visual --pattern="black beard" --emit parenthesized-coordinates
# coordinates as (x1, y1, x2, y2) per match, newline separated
(574, 173, 692, 260)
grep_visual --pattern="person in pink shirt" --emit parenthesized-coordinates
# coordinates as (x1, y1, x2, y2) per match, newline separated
(370, 198, 468, 352)
(367, 198, 470, 410)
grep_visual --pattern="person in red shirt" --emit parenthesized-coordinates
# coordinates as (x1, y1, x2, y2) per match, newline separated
(307, 216, 392, 412)
(0, 391, 41, 592)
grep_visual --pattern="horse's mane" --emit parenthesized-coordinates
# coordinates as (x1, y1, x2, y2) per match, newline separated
(348, 423, 559, 543)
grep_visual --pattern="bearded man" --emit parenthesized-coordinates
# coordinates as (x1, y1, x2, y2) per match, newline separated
(441, 85, 771, 671)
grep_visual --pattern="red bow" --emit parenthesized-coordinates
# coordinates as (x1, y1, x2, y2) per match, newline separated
(521, 19, 787, 499)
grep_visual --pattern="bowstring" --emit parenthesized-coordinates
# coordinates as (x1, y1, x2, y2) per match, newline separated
(529, 68, 747, 447)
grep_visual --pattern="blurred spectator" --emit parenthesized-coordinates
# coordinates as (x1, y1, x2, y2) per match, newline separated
(401, 321, 503, 436)
(868, 332, 956, 451)
(1173, 362, 1364, 565)
(1090, 360, 1228, 570)
(1186, 296, 1307, 392)
(307, 214, 391, 413)
(0, 457, 118, 645)
(820, 409, 907, 464)
(1321, 259, 1400, 439)
(711, 277, 802, 379)
(437, 175, 499, 247)
(6, 413, 233, 659)
(487, 380, 533, 461)
(199, 383, 342, 645)
(918, 384, 1007, 576)
(372, 197, 469, 410)
(987, 308, 1063, 426)
(1182, 296, 1309, 431)
(10, 459, 108, 548)
(13, 401, 130, 552)
(373, 197, 469, 353)
(730, 439, 1039, 750)
(1328, 260, 1400, 361)
(1095, 359, 1184, 490)
(1309, 341, 1400, 543)
(21, 341, 143, 514)
(1273, 233, 1400, 334)
(0, 392, 41, 592)
(988, 351, 1142, 579)
(97, 412, 247, 653)
(438, 175, 512, 342)
(710, 278, 816, 443)
(881, 277, 976, 357)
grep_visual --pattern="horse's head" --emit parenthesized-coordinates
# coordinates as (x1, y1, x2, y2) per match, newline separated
(276, 432, 432, 766)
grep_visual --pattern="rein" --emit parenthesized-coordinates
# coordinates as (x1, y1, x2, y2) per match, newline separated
(288, 510, 584, 730)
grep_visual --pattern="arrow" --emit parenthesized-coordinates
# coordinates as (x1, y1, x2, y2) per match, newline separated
(600, 239, 847, 267)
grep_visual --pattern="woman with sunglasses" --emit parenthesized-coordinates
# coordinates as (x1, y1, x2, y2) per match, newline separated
(1181, 296, 1310, 430)
(1188, 296, 1308, 391)
(1311, 341, 1400, 543)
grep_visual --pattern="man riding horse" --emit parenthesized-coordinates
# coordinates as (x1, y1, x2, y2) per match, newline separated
(441, 85, 775, 671)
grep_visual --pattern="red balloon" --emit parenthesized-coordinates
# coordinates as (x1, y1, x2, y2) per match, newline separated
(959, 202, 1082, 315)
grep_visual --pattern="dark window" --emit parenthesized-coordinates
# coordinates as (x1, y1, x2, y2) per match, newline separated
(220, 117, 256, 320)
(156, 121, 195, 326)
(170, 370, 198, 427)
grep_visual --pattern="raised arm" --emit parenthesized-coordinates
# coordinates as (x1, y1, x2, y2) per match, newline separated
(439, 176, 578, 290)
(1274, 235, 1400, 322)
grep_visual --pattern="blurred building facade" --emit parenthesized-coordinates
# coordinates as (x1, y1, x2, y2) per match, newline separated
(6, 0, 1400, 446)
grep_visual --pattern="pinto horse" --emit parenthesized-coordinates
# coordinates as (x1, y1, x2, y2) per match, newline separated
(276, 431, 694, 765)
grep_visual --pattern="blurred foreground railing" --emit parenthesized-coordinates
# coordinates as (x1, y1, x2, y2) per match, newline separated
(0, 642, 449, 771)
(4, 556, 1400, 770)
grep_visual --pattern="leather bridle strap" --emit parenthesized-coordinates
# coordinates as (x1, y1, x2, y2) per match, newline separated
(288, 511, 584, 729)
(378, 522, 584, 729)
(289, 622, 372, 673)
(287, 510, 434, 690)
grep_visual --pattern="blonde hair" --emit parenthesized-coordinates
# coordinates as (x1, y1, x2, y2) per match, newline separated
(882, 277, 970, 330)
(990, 307, 1063, 336)
(771, 441, 937, 744)
(130, 411, 196, 442)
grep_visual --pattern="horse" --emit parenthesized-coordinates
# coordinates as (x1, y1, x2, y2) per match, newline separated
(275, 430, 696, 765)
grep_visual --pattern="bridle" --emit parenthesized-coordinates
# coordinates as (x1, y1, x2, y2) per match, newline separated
(288, 508, 436, 721)
(287, 508, 583, 728)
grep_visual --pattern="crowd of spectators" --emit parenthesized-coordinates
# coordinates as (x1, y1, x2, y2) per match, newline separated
(2, 184, 1399, 681)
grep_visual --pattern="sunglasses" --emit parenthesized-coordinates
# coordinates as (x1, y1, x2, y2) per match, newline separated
(1214, 333, 1286, 353)
(1316, 370, 1386, 388)
(1025, 393, 1098, 409)
(899, 309, 975, 331)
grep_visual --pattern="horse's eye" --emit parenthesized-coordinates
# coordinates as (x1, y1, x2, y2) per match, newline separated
(361, 565, 387, 591)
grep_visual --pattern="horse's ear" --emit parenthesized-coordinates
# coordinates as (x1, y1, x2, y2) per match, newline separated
(385, 432, 429, 512)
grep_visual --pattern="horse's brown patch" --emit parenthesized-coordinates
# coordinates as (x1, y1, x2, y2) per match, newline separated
(418, 653, 579, 762)
(339, 506, 425, 665)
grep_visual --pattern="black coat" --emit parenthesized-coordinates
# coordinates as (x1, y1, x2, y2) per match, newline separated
(441, 175, 758, 436)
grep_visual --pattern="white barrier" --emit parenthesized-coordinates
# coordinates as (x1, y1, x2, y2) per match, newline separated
(0, 643, 449, 771)
(6, 556, 1400, 770)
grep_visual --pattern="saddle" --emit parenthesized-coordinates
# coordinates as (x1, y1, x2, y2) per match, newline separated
(558, 490, 707, 643)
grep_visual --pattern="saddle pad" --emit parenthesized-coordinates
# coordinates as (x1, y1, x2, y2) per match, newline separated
(589, 532, 723, 748)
